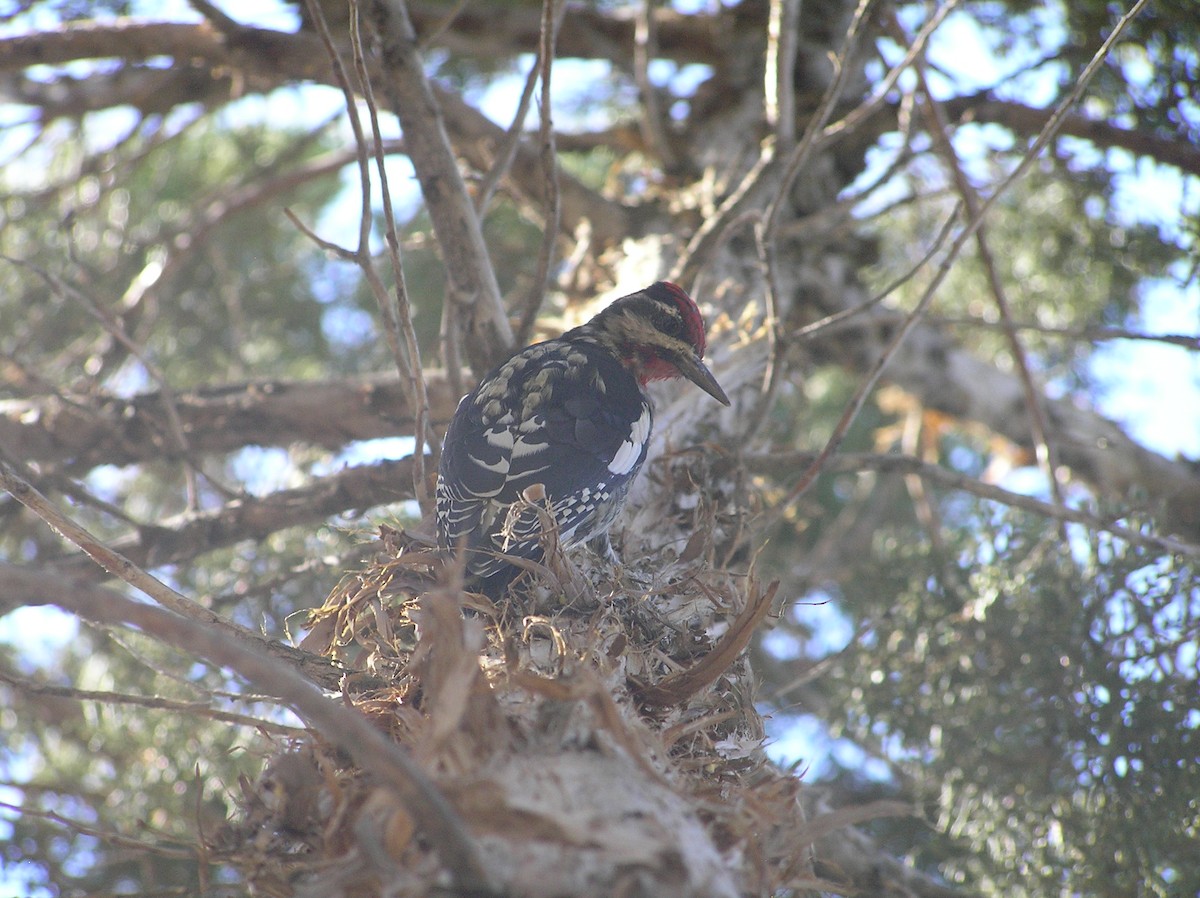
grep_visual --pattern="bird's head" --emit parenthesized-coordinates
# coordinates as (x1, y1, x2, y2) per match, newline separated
(582, 281, 730, 406)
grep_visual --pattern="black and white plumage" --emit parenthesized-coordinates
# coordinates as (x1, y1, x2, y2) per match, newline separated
(436, 281, 730, 595)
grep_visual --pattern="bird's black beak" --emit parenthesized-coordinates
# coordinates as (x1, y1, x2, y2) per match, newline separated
(675, 352, 730, 406)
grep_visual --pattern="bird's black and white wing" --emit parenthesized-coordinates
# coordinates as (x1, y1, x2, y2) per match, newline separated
(436, 340, 651, 585)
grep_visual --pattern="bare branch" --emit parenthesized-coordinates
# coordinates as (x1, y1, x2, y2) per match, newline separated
(0, 663, 305, 736)
(473, 46, 542, 216)
(0, 562, 497, 894)
(294, 0, 434, 515)
(2, 17, 629, 254)
(368, 0, 512, 373)
(633, 0, 678, 169)
(514, 0, 565, 348)
(0, 373, 459, 473)
(0, 22, 232, 72)
(743, 451, 1200, 558)
(40, 458, 416, 582)
(764, 0, 800, 151)
(942, 92, 1200, 178)
(933, 316, 1200, 349)
(435, 86, 631, 246)
(898, 18, 1070, 541)
(0, 459, 262, 639)
(774, 0, 1155, 517)
(406, 2, 734, 69)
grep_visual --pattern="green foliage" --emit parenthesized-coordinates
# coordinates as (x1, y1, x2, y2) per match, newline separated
(957, 0, 1200, 144)
(1, 116, 347, 389)
(0, 625, 267, 894)
(823, 507, 1199, 897)
(862, 162, 1175, 388)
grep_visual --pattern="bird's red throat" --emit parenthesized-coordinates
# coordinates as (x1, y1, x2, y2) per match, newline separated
(630, 349, 680, 385)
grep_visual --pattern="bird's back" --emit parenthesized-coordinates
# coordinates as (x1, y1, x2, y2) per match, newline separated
(436, 335, 652, 591)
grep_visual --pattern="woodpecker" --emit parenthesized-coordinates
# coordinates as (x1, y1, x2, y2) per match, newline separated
(436, 281, 730, 595)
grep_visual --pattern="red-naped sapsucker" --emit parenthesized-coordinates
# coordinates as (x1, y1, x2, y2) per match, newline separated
(436, 281, 729, 595)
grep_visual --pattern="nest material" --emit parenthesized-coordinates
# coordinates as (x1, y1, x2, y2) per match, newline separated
(218, 454, 826, 897)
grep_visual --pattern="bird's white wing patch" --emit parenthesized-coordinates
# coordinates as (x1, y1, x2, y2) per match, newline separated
(466, 454, 509, 476)
(511, 437, 549, 459)
(484, 427, 514, 450)
(607, 404, 651, 475)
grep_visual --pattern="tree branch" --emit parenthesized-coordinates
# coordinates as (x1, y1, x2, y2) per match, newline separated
(0, 373, 459, 473)
(743, 451, 1200, 558)
(0, 18, 635, 250)
(435, 86, 632, 246)
(0, 563, 497, 895)
(41, 458, 417, 581)
(368, 0, 512, 373)
(944, 91, 1200, 178)
(0, 460, 262, 639)
(406, 0, 734, 68)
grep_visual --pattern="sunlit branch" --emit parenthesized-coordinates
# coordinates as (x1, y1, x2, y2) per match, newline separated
(369, 0, 513, 372)
(0, 459, 263, 638)
(773, 0, 1154, 518)
(514, 0, 565, 348)
(901, 23, 1071, 541)
(744, 451, 1200, 559)
(0, 665, 305, 736)
(38, 458, 416, 582)
(1, 561, 496, 894)
(0, 374, 459, 473)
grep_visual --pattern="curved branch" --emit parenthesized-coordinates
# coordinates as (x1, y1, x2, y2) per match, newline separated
(0, 563, 496, 894)
(744, 451, 1200, 558)
(436, 86, 631, 245)
(813, 313, 1200, 540)
(0, 21, 228, 71)
(407, 1, 734, 68)
(2, 17, 631, 249)
(943, 91, 1200, 178)
(0, 373, 460, 473)
(369, 0, 513, 372)
(40, 458, 418, 581)
(0, 460, 259, 638)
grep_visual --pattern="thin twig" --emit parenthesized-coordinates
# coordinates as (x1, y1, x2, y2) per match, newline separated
(742, 451, 1200, 559)
(474, 46, 543, 216)
(298, 0, 432, 514)
(765, 0, 800, 151)
(0, 798, 195, 860)
(932, 316, 1200, 349)
(1, 563, 498, 895)
(514, 0, 565, 348)
(0, 458, 263, 640)
(350, 0, 432, 511)
(900, 16, 1070, 541)
(819, 0, 960, 143)
(633, 0, 677, 169)
(792, 200, 963, 342)
(42, 457, 417, 582)
(760, 0, 882, 350)
(739, 187, 956, 443)
(771, 0, 1153, 516)
(415, 0, 468, 49)
(6, 257, 233, 507)
(737, 0, 807, 442)
(0, 667, 305, 736)
(669, 142, 776, 290)
(369, 0, 513, 372)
